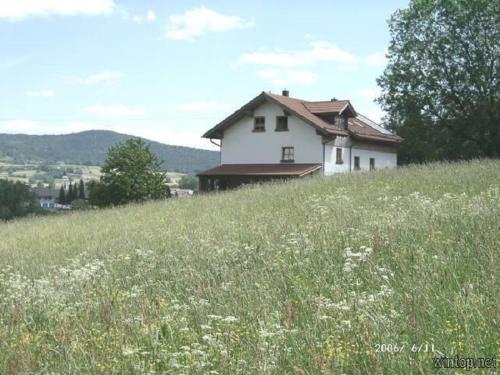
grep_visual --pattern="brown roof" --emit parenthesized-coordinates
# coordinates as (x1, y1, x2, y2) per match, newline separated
(202, 91, 402, 144)
(32, 187, 59, 198)
(302, 100, 353, 114)
(347, 116, 402, 143)
(197, 163, 322, 177)
(266, 93, 348, 136)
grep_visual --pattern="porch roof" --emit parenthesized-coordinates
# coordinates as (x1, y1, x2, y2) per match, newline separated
(197, 163, 322, 177)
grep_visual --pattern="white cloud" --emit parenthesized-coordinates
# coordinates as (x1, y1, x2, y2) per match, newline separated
(365, 51, 387, 66)
(256, 69, 317, 85)
(0, 0, 115, 20)
(146, 10, 155, 22)
(120, 127, 217, 150)
(178, 101, 232, 112)
(240, 41, 356, 67)
(131, 9, 156, 25)
(84, 105, 144, 117)
(132, 15, 142, 24)
(27, 90, 55, 98)
(0, 120, 38, 132)
(78, 71, 124, 85)
(166, 6, 253, 41)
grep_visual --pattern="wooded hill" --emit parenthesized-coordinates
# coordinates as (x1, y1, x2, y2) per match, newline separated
(0, 130, 219, 174)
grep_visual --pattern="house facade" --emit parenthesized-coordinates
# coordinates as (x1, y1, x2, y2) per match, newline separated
(198, 90, 402, 191)
(32, 187, 59, 209)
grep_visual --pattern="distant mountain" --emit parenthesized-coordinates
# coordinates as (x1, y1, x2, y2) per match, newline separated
(0, 130, 219, 174)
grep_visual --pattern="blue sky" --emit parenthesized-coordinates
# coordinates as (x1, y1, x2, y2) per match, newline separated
(0, 0, 409, 150)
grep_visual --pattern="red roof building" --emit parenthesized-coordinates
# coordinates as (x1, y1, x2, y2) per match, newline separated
(198, 90, 401, 191)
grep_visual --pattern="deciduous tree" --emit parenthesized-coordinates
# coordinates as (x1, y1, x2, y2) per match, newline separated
(377, 0, 500, 163)
(94, 138, 168, 206)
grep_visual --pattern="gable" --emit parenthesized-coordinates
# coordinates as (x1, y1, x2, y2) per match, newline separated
(202, 91, 402, 145)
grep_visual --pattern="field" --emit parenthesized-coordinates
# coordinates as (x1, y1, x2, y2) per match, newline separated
(0, 160, 498, 373)
(0, 159, 185, 187)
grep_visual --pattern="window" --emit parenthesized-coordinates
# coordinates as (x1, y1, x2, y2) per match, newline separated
(281, 147, 294, 162)
(369, 158, 375, 171)
(336, 115, 348, 129)
(354, 156, 360, 170)
(276, 116, 289, 131)
(253, 116, 265, 132)
(336, 148, 343, 164)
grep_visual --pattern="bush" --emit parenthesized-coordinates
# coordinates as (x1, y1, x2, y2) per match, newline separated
(178, 175, 198, 190)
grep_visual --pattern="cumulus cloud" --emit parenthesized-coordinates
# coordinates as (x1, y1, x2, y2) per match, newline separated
(0, 0, 115, 20)
(27, 90, 55, 98)
(78, 71, 124, 85)
(240, 41, 356, 67)
(84, 105, 144, 117)
(166, 6, 253, 41)
(256, 69, 317, 85)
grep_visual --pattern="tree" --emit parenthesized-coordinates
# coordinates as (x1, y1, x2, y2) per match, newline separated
(79, 179, 85, 199)
(377, 0, 500, 163)
(0, 179, 37, 220)
(68, 183, 74, 203)
(93, 138, 168, 207)
(58, 186, 66, 205)
(178, 174, 199, 190)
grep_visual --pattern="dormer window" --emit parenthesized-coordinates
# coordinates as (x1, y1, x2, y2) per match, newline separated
(335, 115, 348, 129)
(342, 116, 348, 129)
(276, 116, 289, 131)
(253, 116, 265, 132)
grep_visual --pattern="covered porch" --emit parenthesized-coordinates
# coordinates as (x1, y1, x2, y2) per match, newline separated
(197, 163, 322, 192)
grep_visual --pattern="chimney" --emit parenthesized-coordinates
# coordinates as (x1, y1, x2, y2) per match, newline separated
(331, 97, 337, 101)
(282, 89, 289, 97)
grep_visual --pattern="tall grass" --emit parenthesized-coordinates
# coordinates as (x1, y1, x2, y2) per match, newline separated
(0, 160, 498, 374)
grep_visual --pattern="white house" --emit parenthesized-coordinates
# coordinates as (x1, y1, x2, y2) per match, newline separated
(198, 90, 402, 191)
(32, 187, 59, 209)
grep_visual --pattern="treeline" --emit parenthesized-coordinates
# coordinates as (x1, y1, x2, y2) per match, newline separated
(59, 180, 85, 205)
(0, 180, 38, 220)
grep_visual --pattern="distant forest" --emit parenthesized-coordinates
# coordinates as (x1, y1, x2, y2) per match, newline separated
(0, 130, 219, 174)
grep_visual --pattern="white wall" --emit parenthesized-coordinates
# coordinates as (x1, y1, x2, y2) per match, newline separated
(351, 147, 397, 171)
(324, 140, 397, 175)
(221, 101, 323, 164)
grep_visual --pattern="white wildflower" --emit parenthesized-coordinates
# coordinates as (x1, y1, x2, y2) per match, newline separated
(340, 320, 351, 329)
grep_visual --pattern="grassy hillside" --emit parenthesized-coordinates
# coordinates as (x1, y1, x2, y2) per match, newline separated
(0, 160, 498, 374)
(0, 130, 219, 174)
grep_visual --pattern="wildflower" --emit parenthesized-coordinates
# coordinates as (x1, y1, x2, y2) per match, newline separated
(122, 347, 139, 356)
(340, 320, 351, 329)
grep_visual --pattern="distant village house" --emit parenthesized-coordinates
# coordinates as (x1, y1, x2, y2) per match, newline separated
(32, 187, 59, 209)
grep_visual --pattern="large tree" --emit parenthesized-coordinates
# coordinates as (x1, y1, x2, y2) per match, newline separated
(377, 0, 500, 163)
(94, 138, 168, 206)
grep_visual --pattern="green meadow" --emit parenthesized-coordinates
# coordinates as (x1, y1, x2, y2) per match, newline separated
(0, 160, 498, 374)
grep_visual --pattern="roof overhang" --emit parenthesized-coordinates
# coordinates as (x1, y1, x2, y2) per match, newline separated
(202, 92, 267, 139)
(197, 163, 322, 177)
(349, 132, 403, 145)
